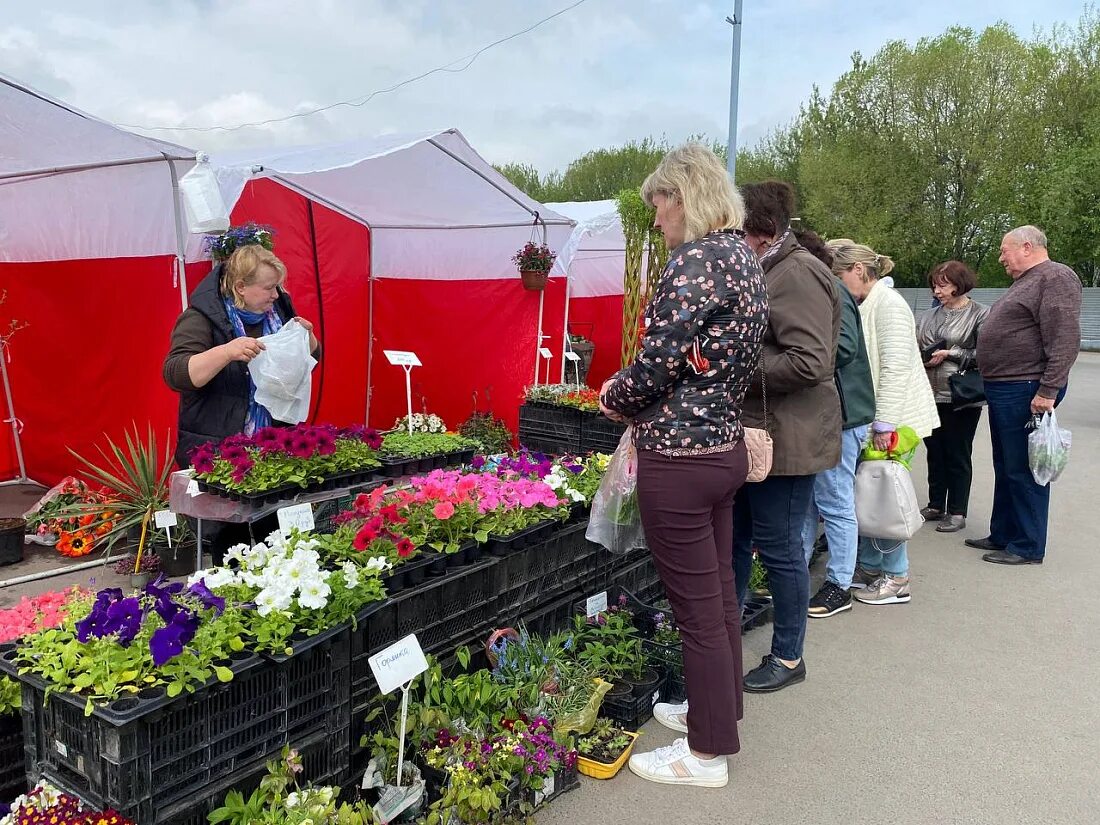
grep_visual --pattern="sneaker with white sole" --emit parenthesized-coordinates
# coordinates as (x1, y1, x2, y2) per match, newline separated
(627, 738, 728, 788)
(853, 575, 911, 605)
(807, 581, 852, 618)
(849, 566, 882, 590)
(654, 701, 689, 733)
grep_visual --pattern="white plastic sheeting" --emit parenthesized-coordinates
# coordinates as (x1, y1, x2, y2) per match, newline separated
(0, 72, 195, 263)
(207, 130, 575, 280)
(547, 199, 627, 298)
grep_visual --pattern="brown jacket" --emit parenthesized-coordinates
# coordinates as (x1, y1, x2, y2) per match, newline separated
(740, 234, 842, 476)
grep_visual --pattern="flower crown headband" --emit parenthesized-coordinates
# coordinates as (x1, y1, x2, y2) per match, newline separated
(203, 222, 276, 262)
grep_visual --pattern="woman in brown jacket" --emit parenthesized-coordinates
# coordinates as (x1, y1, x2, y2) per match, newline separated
(733, 181, 842, 693)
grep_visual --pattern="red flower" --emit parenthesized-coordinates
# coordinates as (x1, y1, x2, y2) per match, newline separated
(379, 504, 406, 525)
(396, 538, 416, 558)
(432, 502, 455, 520)
(353, 516, 385, 550)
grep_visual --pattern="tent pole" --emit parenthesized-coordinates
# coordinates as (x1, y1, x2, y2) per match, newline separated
(166, 158, 190, 311)
(560, 278, 572, 383)
(366, 234, 375, 426)
(0, 340, 39, 487)
(534, 290, 545, 387)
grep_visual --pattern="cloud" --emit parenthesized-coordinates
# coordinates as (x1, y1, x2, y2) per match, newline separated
(2, 0, 1092, 175)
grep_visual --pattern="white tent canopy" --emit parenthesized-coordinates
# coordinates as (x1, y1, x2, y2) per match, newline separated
(547, 199, 626, 298)
(0, 72, 196, 263)
(208, 130, 575, 280)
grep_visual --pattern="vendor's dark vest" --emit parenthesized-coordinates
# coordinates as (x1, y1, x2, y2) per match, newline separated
(175, 267, 296, 468)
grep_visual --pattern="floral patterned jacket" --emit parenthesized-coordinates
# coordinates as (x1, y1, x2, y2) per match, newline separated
(603, 230, 769, 455)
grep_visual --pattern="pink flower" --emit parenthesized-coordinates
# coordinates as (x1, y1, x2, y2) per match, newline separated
(433, 502, 455, 520)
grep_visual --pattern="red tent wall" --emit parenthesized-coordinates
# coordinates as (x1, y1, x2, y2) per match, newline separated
(568, 294, 623, 388)
(369, 276, 566, 435)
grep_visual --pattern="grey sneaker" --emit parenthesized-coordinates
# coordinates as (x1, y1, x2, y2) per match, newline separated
(853, 575, 911, 605)
(936, 515, 966, 533)
(849, 566, 882, 590)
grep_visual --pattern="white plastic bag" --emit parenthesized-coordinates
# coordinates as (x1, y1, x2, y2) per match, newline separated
(178, 156, 230, 234)
(585, 426, 647, 554)
(1028, 411, 1072, 485)
(249, 320, 317, 424)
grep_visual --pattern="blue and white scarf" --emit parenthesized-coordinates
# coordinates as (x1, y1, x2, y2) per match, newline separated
(223, 297, 284, 435)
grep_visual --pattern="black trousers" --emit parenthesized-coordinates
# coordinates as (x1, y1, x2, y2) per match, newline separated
(924, 403, 983, 516)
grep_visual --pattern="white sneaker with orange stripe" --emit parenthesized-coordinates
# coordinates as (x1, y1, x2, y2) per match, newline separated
(627, 738, 728, 787)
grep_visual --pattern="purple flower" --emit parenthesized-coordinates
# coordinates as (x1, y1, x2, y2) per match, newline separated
(525, 765, 535, 774)
(149, 609, 201, 666)
(188, 579, 226, 615)
(106, 597, 144, 645)
(471, 455, 486, 470)
(75, 606, 112, 643)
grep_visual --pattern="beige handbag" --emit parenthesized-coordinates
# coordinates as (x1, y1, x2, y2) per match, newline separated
(744, 358, 773, 482)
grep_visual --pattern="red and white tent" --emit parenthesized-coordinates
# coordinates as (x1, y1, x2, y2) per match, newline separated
(1, 74, 574, 486)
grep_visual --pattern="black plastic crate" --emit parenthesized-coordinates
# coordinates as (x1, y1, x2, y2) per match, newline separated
(525, 764, 580, 809)
(349, 559, 500, 711)
(507, 590, 584, 639)
(494, 521, 602, 623)
(0, 711, 25, 803)
(741, 594, 774, 634)
(518, 404, 584, 454)
(579, 413, 628, 454)
(598, 674, 666, 731)
(607, 555, 663, 603)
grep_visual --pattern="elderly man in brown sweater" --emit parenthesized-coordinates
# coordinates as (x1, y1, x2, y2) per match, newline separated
(968, 225, 1081, 565)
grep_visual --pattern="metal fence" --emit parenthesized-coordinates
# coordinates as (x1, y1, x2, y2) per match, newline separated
(895, 287, 1100, 351)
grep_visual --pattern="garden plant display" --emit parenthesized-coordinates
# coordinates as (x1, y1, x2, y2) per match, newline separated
(0, 588, 83, 644)
(458, 410, 514, 455)
(190, 530, 388, 655)
(191, 424, 383, 494)
(24, 477, 116, 557)
(381, 430, 478, 459)
(392, 412, 448, 434)
(0, 782, 136, 825)
(575, 717, 638, 778)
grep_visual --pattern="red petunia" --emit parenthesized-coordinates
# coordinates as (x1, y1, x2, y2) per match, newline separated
(395, 538, 416, 558)
(432, 502, 455, 520)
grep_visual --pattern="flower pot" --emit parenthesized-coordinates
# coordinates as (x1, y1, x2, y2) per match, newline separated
(130, 572, 151, 589)
(520, 269, 548, 291)
(576, 730, 639, 780)
(624, 667, 661, 700)
(605, 681, 632, 701)
(157, 541, 197, 578)
(0, 518, 26, 566)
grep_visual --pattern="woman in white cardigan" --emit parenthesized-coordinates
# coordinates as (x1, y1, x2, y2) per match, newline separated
(826, 240, 939, 605)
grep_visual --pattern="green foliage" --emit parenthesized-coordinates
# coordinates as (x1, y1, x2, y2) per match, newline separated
(749, 555, 769, 593)
(458, 411, 514, 455)
(0, 676, 21, 716)
(199, 439, 382, 494)
(381, 432, 477, 458)
(570, 612, 645, 681)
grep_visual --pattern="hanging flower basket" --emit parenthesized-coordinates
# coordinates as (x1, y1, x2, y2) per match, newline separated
(513, 243, 556, 292)
(520, 269, 549, 291)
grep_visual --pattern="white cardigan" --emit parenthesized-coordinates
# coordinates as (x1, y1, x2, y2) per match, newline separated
(859, 281, 940, 438)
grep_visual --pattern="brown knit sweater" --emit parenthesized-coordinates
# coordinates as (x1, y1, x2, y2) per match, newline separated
(162, 309, 264, 393)
(976, 259, 1082, 399)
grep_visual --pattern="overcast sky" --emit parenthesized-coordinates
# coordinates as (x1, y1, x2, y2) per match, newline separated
(2, 0, 1092, 172)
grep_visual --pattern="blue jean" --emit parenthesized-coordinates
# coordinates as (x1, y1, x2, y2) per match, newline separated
(986, 380, 1066, 560)
(857, 536, 909, 576)
(733, 474, 815, 661)
(801, 424, 868, 588)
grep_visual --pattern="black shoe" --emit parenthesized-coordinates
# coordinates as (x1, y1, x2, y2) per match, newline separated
(744, 654, 806, 693)
(982, 550, 1043, 566)
(807, 581, 852, 618)
(965, 536, 1004, 551)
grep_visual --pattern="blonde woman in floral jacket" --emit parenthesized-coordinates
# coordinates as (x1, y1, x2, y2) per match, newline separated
(828, 239, 939, 605)
(599, 143, 768, 789)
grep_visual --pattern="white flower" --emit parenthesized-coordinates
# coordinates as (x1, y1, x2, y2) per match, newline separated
(256, 585, 294, 616)
(224, 543, 249, 566)
(342, 562, 360, 589)
(191, 567, 237, 590)
(568, 489, 586, 502)
(365, 556, 392, 572)
(264, 530, 287, 552)
(543, 473, 563, 490)
(298, 578, 331, 610)
(287, 791, 301, 809)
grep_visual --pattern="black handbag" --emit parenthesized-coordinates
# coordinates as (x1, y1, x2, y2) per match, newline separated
(949, 369, 985, 409)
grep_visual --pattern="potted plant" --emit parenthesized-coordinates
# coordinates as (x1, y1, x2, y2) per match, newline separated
(512, 242, 556, 291)
(0, 517, 25, 567)
(575, 717, 639, 780)
(114, 552, 161, 589)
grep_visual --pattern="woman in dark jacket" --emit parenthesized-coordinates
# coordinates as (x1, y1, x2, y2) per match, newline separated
(600, 143, 768, 788)
(733, 181, 842, 693)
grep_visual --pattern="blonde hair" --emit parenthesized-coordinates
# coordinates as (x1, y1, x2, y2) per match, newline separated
(825, 238, 895, 282)
(221, 245, 287, 309)
(641, 142, 745, 243)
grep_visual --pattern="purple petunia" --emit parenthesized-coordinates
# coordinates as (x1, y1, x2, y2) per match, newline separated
(149, 609, 201, 666)
(188, 579, 226, 614)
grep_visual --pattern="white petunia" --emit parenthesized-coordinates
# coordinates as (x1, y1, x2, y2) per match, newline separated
(298, 578, 331, 610)
(342, 561, 360, 589)
(543, 473, 563, 490)
(224, 544, 249, 566)
(255, 587, 291, 617)
(365, 556, 392, 572)
(201, 567, 238, 590)
(568, 489, 586, 502)
(286, 791, 300, 809)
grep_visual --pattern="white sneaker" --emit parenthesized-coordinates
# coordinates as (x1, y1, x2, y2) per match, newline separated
(654, 701, 689, 734)
(627, 738, 728, 788)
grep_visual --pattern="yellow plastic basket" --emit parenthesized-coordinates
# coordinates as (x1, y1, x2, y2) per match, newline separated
(576, 730, 640, 780)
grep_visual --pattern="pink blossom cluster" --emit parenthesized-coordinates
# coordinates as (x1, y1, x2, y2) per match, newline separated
(0, 589, 82, 644)
(408, 470, 561, 513)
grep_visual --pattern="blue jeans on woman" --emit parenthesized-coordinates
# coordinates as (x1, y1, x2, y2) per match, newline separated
(856, 537, 909, 576)
(801, 424, 869, 588)
(733, 474, 816, 661)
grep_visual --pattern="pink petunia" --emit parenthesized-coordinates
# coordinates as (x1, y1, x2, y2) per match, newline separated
(432, 502, 455, 520)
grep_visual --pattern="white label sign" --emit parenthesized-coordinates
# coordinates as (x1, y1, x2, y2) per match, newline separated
(369, 634, 429, 695)
(564, 351, 581, 362)
(586, 591, 608, 618)
(384, 350, 422, 367)
(186, 480, 202, 497)
(154, 510, 178, 529)
(539, 347, 554, 359)
(277, 503, 314, 535)
(55, 740, 68, 758)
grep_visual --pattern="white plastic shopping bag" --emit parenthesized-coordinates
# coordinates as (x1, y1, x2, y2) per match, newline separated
(1028, 411, 1072, 485)
(249, 320, 317, 423)
(585, 426, 647, 554)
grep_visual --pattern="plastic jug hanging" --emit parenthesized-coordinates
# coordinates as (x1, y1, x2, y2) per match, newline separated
(179, 154, 230, 234)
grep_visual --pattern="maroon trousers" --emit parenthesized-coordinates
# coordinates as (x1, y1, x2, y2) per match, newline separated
(636, 442, 748, 755)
